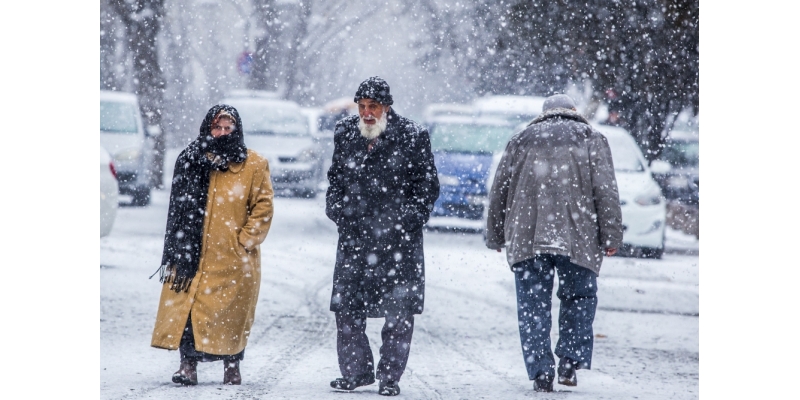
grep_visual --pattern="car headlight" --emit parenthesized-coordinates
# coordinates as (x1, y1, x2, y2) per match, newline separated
(438, 174, 459, 186)
(634, 190, 663, 206)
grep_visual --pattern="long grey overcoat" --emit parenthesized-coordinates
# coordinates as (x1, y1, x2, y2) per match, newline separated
(325, 109, 439, 317)
(485, 108, 623, 274)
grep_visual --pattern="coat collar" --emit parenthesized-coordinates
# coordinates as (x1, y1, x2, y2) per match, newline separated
(207, 149, 247, 173)
(227, 160, 245, 173)
(529, 108, 590, 126)
(226, 149, 250, 172)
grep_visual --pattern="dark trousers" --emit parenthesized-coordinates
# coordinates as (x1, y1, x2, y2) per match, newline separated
(513, 254, 598, 380)
(335, 311, 415, 382)
(180, 314, 244, 362)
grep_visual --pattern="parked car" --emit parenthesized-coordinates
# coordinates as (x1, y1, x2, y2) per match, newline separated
(594, 124, 667, 258)
(220, 95, 325, 198)
(426, 115, 518, 231)
(472, 95, 547, 126)
(652, 128, 699, 205)
(100, 90, 157, 206)
(100, 146, 119, 237)
(300, 106, 334, 190)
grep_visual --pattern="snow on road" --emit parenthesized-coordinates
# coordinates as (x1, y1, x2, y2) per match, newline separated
(101, 167, 698, 399)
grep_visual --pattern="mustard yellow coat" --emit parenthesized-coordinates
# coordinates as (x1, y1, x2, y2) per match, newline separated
(151, 149, 274, 355)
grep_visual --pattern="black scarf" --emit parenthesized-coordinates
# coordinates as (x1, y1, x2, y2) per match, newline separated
(154, 105, 248, 292)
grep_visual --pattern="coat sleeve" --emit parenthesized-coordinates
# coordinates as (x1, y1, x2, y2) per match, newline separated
(400, 127, 440, 232)
(238, 158, 275, 250)
(588, 133, 624, 249)
(325, 121, 348, 225)
(485, 141, 514, 250)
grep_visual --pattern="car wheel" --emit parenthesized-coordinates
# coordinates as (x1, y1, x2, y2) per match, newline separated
(639, 246, 664, 259)
(131, 187, 151, 207)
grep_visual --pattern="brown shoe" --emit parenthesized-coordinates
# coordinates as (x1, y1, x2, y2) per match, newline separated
(172, 359, 198, 386)
(223, 360, 241, 385)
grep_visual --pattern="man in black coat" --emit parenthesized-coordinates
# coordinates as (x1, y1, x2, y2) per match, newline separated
(325, 77, 439, 396)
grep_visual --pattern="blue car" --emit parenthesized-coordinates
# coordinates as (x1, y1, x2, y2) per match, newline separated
(426, 116, 519, 231)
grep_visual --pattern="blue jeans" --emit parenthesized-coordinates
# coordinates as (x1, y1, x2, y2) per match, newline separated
(513, 254, 598, 380)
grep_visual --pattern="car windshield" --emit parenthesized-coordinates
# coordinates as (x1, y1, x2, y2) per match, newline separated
(605, 135, 646, 173)
(233, 103, 310, 136)
(429, 122, 516, 154)
(100, 101, 139, 134)
(660, 140, 699, 168)
(479, 111, 538, 126)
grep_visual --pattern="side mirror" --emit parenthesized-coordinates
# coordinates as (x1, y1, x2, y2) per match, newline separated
(145, 125, 162, 137)
(649, 159, 672, 174)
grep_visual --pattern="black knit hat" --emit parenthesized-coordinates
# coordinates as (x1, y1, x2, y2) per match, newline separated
(353, 76, 393, 105)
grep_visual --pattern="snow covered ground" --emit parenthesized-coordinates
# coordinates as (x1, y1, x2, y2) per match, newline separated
(100, 149, 698, 399)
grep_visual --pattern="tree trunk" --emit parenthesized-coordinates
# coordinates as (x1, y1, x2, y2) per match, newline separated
(109, 0, 167, 188)
(250, 0, 280, 92)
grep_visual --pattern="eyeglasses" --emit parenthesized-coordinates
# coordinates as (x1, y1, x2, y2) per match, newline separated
(211, 125, 236, 133)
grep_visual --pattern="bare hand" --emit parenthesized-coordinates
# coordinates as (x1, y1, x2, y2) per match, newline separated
(496, 248, 502, 253)
(606, 248, 617, 257)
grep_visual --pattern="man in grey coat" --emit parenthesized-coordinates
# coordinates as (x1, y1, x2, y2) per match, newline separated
(485, 94, 623, 392)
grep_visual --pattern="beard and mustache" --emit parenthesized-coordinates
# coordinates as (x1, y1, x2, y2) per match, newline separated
(358, 111, 388, 139)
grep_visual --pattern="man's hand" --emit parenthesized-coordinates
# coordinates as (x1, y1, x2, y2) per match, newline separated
(606, 248, 617, 257)
(496, 248, 502, 253)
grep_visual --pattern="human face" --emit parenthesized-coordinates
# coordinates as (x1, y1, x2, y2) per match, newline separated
(357, 99, 388, 125)
(210, 118, 235, 138)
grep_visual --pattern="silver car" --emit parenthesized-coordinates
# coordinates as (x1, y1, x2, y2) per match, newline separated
(99, 90, 157, 206)
(220, 95, 326, 198)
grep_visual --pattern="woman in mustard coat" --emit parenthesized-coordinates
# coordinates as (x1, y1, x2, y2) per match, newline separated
(151, 105, 274, 385)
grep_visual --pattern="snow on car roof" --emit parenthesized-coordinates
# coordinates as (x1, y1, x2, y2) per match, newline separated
(423, 103, 475, 120)
(472, 95, 547, 114)
(221, 97, 302, 111)
(100, 90, 138, 104)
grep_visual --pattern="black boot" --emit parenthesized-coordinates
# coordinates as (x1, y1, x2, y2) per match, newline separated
(330, 372, 375, 391)
(172, 359, 198, 386)
(533, 373, 554, 392)
(379, 380, 401, 396)
(557, 357, 578, 387)
(223, 359, 242, 385)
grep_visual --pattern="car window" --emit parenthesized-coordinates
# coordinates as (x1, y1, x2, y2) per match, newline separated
(231, 102, 310, 137)
(605, 135, 645, 173)
(430, 122, 516, 154)
(100, 101, 139, 134)
(660, 140, 699, 168)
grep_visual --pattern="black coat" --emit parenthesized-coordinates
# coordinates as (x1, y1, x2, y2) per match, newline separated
(325, 109, 439, 317)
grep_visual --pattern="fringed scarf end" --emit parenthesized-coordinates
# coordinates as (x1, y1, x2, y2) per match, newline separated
(169, 276, 194, 293)
(151, 264, 193, 293)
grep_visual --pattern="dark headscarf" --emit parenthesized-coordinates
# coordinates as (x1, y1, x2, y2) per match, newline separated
(155, 105, 248, 292)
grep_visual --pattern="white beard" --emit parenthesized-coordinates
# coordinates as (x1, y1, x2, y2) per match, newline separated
(358, 113, 388, 139)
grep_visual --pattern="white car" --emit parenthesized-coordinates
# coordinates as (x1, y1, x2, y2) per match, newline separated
(100, 146, 119, 237)
(593, 124, 667, 258)
(220, 95, 326, 198)
(100, 90, 157, 206)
